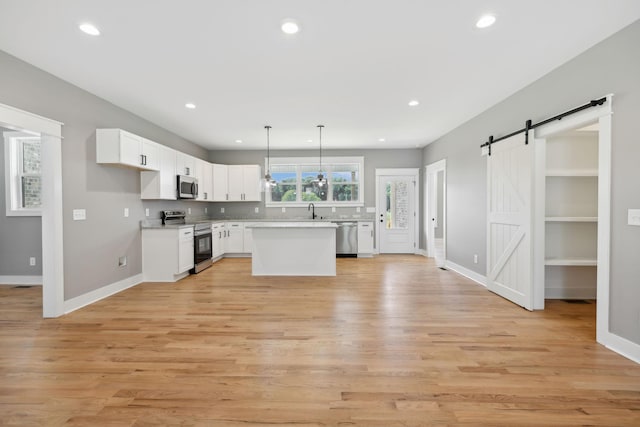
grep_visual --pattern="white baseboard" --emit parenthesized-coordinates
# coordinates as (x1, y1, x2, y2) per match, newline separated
(63, 274, 143, 314)
(0, 275, 43, 285)
(444, 260, 486, 287)
(416, 249, 428, 257)
(599, 330, 640, 364)
(545, 287, 597, 300)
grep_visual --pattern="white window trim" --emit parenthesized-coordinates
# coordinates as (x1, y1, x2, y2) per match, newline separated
(265, 156, 365, 207)
(4, 130, 42, 216)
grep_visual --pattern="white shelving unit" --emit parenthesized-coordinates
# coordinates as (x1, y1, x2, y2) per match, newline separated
(544, 130, 598, 299)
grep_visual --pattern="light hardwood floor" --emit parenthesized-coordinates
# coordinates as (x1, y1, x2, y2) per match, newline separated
(1, 256, 639, 426)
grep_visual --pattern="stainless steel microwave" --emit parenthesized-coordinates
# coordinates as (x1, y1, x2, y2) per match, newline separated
(177, 175, 198, 199)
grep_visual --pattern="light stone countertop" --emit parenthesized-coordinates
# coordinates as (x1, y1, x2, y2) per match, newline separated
(141, 217, 373, 229)
(246, 222, 338, 228)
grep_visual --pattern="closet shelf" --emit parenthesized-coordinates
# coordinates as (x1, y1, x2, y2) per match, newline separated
(545, 258, 597, 266)
(545, 216, 598, 222)
(546, 169, 598, 177)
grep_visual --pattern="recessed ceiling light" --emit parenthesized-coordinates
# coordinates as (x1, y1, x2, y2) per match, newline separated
(281, 20, 300, 34)
(79, 23, 100, 36)
(185, 103, 196, 109)
(476, 14, 496, 29)
(235, 139, 243, 144)
(378, 138, 386, 142)
(408, 100, 420, 107)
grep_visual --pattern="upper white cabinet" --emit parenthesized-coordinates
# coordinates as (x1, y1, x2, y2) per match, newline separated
(195, 159, 213, 202)
(228, 165, 261, 202)
(212, 163, 228, 201)
(176, 152, 197, 177)
(96, 129, 160, 171)
(140, 144, 177, 200)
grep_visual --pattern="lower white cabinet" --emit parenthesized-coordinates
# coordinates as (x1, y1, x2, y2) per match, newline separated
(142, 226, 194, 282)
(211, 222, 225, 259)
(225, 222, 244, 253)
(357, 222, 374, 256)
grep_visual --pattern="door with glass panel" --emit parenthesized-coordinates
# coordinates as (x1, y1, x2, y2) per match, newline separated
(377, 171, 417, 253)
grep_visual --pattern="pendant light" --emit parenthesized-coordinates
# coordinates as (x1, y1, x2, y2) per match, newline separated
(261, 125, 276, 191)
(315, 124, 327, 187)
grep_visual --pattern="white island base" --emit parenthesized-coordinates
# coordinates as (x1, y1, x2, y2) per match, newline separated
(248, 222, 337, 276)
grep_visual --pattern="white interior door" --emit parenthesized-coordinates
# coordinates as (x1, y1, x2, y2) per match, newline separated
(377, 173, 416, 253)
(485, 132, 534, 310)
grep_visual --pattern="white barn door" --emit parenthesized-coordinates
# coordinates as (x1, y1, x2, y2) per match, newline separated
(485, 132, 534, 310)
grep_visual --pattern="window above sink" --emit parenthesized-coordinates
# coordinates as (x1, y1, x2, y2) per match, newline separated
(265, 156, 364, 207)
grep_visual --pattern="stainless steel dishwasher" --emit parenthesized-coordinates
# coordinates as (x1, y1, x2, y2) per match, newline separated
(333, 221, 358, 257)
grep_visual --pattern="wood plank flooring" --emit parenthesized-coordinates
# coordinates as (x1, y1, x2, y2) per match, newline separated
(1, 256, 639, 426)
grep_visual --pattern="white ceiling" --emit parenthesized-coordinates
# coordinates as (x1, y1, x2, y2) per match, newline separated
(0, 1, 638, 150)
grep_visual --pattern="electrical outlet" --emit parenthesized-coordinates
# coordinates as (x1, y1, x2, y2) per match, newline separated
(145, 208, 149, 217)
(188, 208, 192, 215)
(124, 208, 129, 217)
(72, 209, 86, 221)
(118, 256, 127, 267)
(332, 207, 336, 213)
(255, 207, 259, 213)
(356, 207, 361, 213)
(204, 207, 208, 214)
(281, 207, 286, 213)
(221, 207, 225, 213)
(474, 254, 478, 264)
(29, 257, 36, 266)
(628, 209, 640, 226)
(366, 207, 375, 213)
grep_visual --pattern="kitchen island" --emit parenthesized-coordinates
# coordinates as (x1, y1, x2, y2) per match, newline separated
(247, 222, 338, 276)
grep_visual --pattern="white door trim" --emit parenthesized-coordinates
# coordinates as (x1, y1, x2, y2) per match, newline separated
(531, 94, 615, 353)
(375, 168, 420, 254)
(425, 159, 446, 262)
(0, 101, 64, 318)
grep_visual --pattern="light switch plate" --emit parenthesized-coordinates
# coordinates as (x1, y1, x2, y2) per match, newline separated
(366, 207, 375, 213)
(124, 208, 129, 217)
(204, 207, 208, 214)
(72, 209, 86, 221)
(188, 208, 192, 214)
(628, 209, 640, 226)
(255, 207, 259, 213)
(332, 207, 336, 213)
(356, 207, 361, 213)
(281, 207, 286, 213)
(145, 208, 149, 217)
(221, 207, 225, 213)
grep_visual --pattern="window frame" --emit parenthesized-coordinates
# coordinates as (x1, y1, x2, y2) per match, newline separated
(265, 156, 364, 207)
(4, 131, 42, 216)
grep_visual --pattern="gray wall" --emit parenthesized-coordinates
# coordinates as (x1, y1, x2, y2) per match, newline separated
(207, 149, 423, 227)
(423, 21, 640, 344)
(0, 50, 207, 299)
(0, 126, 43, 277)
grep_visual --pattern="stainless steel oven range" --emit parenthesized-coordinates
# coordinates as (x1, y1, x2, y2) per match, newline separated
(192, 222, 213, 273)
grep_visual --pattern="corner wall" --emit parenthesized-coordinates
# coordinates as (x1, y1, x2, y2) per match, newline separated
(0, 49, 207, 300)
(423, 20, 640, 345)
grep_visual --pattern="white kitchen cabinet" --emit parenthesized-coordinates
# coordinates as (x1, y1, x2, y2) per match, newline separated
(357, 221, 374, 257)
(142, 226, 194, 282)
(225, 222, 244, 253)
(96, 128, 160, 171)
(212, 163, 228, 201)
(176, 152, 197, 177)
(195, 159, 213, 201)
(140, 144, 177, 200)
(211, 222, 225, 259)
(227, 165, 261, 202)
(243, 223, 257, 254)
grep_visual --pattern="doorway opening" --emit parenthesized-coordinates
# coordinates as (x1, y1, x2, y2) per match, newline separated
(425, 159, 446, 267)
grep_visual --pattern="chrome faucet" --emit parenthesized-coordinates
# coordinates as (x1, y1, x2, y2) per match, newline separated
(308, 203, 317, 220)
